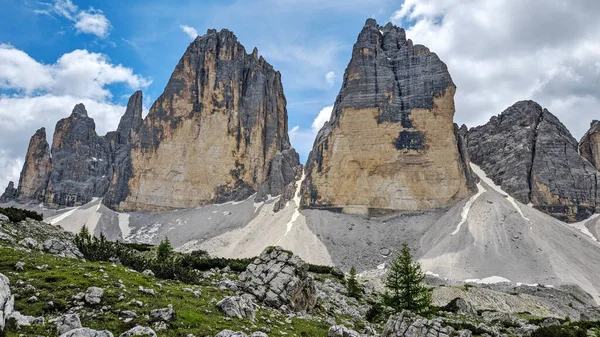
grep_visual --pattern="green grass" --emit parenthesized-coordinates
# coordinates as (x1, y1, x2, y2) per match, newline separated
(0, 247, 330, 337)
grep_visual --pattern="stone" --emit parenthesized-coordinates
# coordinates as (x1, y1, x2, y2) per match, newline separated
(107, 28, 298, 211)
(14, 262, 25, 271)
(142, 270, 155, 277)
(43, 238, 83, 258)
(301, 19, 474, 215)
(44, 104, 113, 207)
(442, 297, 478, 316)
(468, 100, 598, 222)
(150, 308, 175, 322)
(56, 313, 83, 335)
(239, 246, 316, 312)
(16, 128, 52, 201)
(0, 214, 8, 222)
(0, 273, 14, 332)
(328, 325, 361, 337)
(119, 326, 157, 337)
(6, 311, 44, 328)
(579, 120, 600, 169)
(59, 327, 114, 337)
(216, 295, 257, 320)
(138, 286, 155, 295)
(215, 330, 249, 337)
(84, 287, 104, 305)
(381, 310, 455, 337)
(0, 181, 17, 202)
(19, 238, 38, 249)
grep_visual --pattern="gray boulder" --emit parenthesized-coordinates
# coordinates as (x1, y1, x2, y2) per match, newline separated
(84, 287, 104, 305)
(216, 295, 257, 320)
(150, 308, 175, 322)
(442, 297, 478, 316)
(328, 325, 361, 337)
(0, 273, 14, 332)
(0, 214, 8, 222)
(119, 325, 157, 337)
(56, 313, 83, 334)
(239, 246, 317, 312)
(19, 238, 39, 249)
(59, 327, 114, 337)
(43, 238, 83, 258)
(381, 310, 456, 337)
(6, 311, 44, 328)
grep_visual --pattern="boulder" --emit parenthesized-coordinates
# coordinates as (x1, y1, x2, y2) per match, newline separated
(84, 287, 104, 305)
(216, 295, 257, 320)
(43, 238, 83, 258)
(59, 327, 114, 337)
(6, 311, 44, 328)
(215, 331, 267, 337)
(19, 238, 39, 249)
(442, 297, 478, 316)
(119, 326, 157, 337)
(150, 308, 175, 322)
(328, 325, 361, 337)
(381, 310, 456, 337)
(239, 246, 317, 312)
(0, 273, 14, 332)
(301, 18, 474, 215)
(0, 214, 8, 222)
(56, 313, 83, 334)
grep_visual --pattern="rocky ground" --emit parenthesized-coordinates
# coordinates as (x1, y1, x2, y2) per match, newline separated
(1, 215, 600, 336)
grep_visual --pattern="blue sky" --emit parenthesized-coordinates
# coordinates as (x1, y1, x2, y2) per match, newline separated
(2, 0, 600, 190)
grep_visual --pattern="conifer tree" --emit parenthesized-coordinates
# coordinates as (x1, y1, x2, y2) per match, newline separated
(384, 243, 432, 314)
(346, 266, 361, 299)
(157, 237, 174, 261)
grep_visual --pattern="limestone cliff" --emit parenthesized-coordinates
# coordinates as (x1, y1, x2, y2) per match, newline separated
(44, 104, 112, 207)
(468, 101, 598, 222)
(300, 19, 474, 215)
(108, 29, 299, 211)
(579, 120, 600, 170)
(16, 128, 52, 201)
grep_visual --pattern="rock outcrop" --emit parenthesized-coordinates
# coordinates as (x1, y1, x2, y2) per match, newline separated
(0, 273, 14, 332)
(301, 19, 474, 215)
(579, 120, 600, 169)
(44, 104, 112, 207)
(16, 127, 52, 201)
(381, 310, 466, 337)
(0, 181, 17, 202)
(106, 28, 300, 211)
(239, 246, 317, 312)
(468, 101, 598, 222)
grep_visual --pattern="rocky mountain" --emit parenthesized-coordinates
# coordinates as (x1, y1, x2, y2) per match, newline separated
(0, 181, 17, 202)
(300, 19, 475, 215)
(467, 100, 598, 222)
(16, 127, 52, 202)
(580, 120, 600, 169)
(107, 28, 300, 211)
(10, 29, 300, 212)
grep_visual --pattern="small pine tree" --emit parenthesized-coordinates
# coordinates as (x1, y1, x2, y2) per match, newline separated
(157, 237, 174, 261)
(384, 243, 432, 314)
(346, 266, 361, 299)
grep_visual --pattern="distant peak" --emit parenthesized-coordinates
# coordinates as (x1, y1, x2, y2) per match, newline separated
(71, 103, 88, 117)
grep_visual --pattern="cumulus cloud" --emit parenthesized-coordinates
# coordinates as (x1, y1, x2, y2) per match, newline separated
(180, 25, 199, 40)
(392, 0, 600, 139)
(311, 105, 333, 133)
(289, 105, 334, 161)
(36, 0, 111, 38)
(0, 46, 150, 190)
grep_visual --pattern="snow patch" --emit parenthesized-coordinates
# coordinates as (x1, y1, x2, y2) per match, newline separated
(425, 271, 440, 277)
(471, 164, 530, 221)
(568, 214, 599, 243)
(465, 276, 511, 284)
(275, 172, 305, 245)
(118, 213, 131, 241)
(377, 263, 386, 270)
(516, 282, 539, 287)
(451, 182, 486, 236)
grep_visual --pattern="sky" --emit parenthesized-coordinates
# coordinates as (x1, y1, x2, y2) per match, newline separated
(1, 0, 600, 190)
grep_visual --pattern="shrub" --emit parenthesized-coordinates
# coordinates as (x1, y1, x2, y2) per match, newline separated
(346, 266, 361, 299)
(0, 207, 43, 222)
(531, 325, 586, 337)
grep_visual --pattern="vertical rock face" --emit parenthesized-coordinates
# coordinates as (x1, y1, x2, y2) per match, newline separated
(16, 128, 52, 201)
(300, 19, 474, 215)
(579, 120, 600, 169)
(110, 29, 298, 211)
(103, 91, 144, 209)
(44, 104, 112, 207)
(0, 181, 17, 202)
(468, 100, 598, 222)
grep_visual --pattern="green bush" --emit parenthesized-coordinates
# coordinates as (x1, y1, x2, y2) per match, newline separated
(0, 207, 43, 222)
(308, 264, 344, 279)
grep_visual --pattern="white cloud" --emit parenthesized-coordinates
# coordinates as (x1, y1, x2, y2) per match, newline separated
(311, 105, 333, 133)
(180, 25, 199, 40)
(391, 0, 600, 139)
(325, 71, 336, 86)
(0, 46, 150, 190)
(36, 0, 111, 38)
(75, 9, 111, 37)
